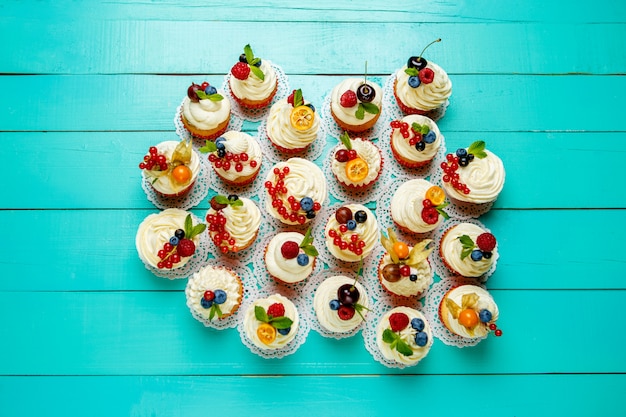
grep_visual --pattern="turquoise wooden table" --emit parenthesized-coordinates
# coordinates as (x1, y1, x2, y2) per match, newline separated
(1, 1, 625, 415)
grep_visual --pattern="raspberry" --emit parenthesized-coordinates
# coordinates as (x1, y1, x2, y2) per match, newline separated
(389, 312, 410, 332)
(337, 305, 355, 321)
(339, 90, 357, 108)
(280, 241, 300, 259)
(419, 68, 435, 84)
(176, 239, 196, 257)
(421, 207, 439, 225)
(231, 62, 250, 80)
(267, 303, 285, 318)
(476, 233, 497, 252)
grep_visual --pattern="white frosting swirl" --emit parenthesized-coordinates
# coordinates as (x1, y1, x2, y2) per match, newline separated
(267, 97, 320, 149)
(211, 131, 262, 182)
(441, 285, 499, 338)
(135, 208, 201, 269)
(207, 197, 261, 251)
(395, 62, 452, 111)
(379, 251, 431, 297)
(330, 138, 382, 187)
(142, 141, 200, 195)
(391, 179, 443, 233)
(229, 60, 277, 101)
(186, 265, 242, 321)
(324, 204, 379, 262)
(376, 307, 433, 366)
(440, 223, 499, 277)
(442, 150, 505, 204)
(244, 294, 299, 350)
(330, 78, 383, 126)
(182, 93, 231, 130)
(390, 115, 441, 163)
(313, 275, 369, 333)
(264, 232, 316, 283)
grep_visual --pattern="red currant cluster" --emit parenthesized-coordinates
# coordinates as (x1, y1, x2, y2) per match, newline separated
(489, 322, 503, 337)
(139, 146, 167, 171)
(327, 207, 368, 256)
(156, 229, 196, 269)
(265, 167, 322, 224)
(390, 120, 412, 139)
(441, 154, 471, 194)
(208, 152, 256, 173)
(206, 211, 237, 254)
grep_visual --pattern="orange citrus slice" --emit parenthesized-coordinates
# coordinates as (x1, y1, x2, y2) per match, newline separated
(290, 105, 315, 131)
(425, 186, 445, 206)
(172, 165, 192, 184)
(458, 309, 479, 329)
(256, 323, 276, 345)
(345, 157, 369, 182)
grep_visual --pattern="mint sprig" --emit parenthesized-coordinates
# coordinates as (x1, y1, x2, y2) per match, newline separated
(355, 102, 379, 120)
(339, 131, 352, 150)
(458, 234, 475, 260)
(467, 141, 487, 159)
(254, 305, 293, 329)
(184, 214, 207, 240)
(404, 67, 420, 77)
(198, 140, 217, 154)
(382, 328, 413, 357)
(293, 89, 304, 107)
(208, 303, 223, 321)
(214, 195, 244, 208)
(244, 44, 265, 81)
(435, 202, 450, 220)
(299, 228, 318, 257)
(196, 90, 224, 102)
(411, 122, 430, 135)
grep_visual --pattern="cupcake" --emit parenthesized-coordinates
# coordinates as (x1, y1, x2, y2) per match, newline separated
(313, 274, 369, 334)
(393, 39, 452, 116)
(264, 229, 318, 284)
(136, 208, 206, 270)
(390, 180, 449, 234)
(180, 81, 231, 140)
(186, 265, 243, 323)
(376, 306, 433, 366)
(330, 75, 382, 133)
(229, 44, 278, 109)
(389, 114, 442, 168)
(266, 89, 320, 153)
(330, 132, 382, 189)
(264, 158, 327, 225)
(324, 204, 378, 262)
(243, 294, 299, 350)
(439, 284, 502, 339)
(199, 131, 262, 186)
(378, 228, 434, 297)
(138, 140, 200, 197)
(440, 141, 505, 205)
(205, 194, 261, 254)
(439, 222, 499, 278)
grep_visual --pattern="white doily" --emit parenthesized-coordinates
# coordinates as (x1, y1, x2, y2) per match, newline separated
(430, 166, 495, 220)
(185, 259, 261, 330)
(221, 63, 290, 122)
(173, 100, 245, 146)
(141, 151, 211, 211)
(257, 116, 328, 164)
(382, 72, 449, 122)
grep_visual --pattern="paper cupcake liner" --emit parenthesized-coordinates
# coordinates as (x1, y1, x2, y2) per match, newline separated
(174, 100, 244, 146)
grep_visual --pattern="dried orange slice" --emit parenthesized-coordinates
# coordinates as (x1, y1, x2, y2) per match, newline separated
(290, 105, 315, 131)
(425, 186, 445, 206)
(256, 323, 276, 345)
(345, 157, 369, 182)
(172, 165, 192, 184)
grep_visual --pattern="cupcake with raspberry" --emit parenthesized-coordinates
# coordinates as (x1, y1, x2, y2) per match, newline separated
(264, 229, 318, 284)
(393, 39, 452, 117)
(439, 284, 502, 339)
(330, 132, 383, 189)
(243, 294, 300, 350)
(390, 180, 449, 234)
(266, 89, 320, 153)
(264, 158, 327, 225)
(199, 131, 262, 186)
(180, 81, 231, 140)
(439, 222, 499, 278)
(324, 204, 379, 262)
(378, 228, 434, 298)
(389, 114, 442, 168)
(376, 307, 433, 367)
(330, 67, 382, 132)
(440, 141, 505, 206)
(135, 208, 206, 271)
(186, 265, 243, 326)
(313, 274, 369, 335)
(205, 194, 261, 254)
(138, 140, 200, 197)
(229, 44, 278, 109)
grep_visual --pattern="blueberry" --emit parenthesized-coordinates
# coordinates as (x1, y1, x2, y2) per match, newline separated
(213, 289, 227, 304)
(479, 309, 493, 323)
(415, 331, 428, 347)
(423, 131, 436, 144)
(407, 75, 421, 88)
(329, 299, 340, 310)
(306, 210, 316, 219)
(277, 327, 291, 335)
(409, 274, 418, 282)
(468, 153, 475, 161)
(228, 194, 239, 201)
(354, 210, 367, 223)
(296, 253, 309, 266)
(415, 141, 426, 152)
(174, 229, 185, 239)
(238, 53, 248, 63)
(483, 251, 493, 259)
(305, 103, 316, 112)
(253, 58, 262, 67)
(215, 138, 226, 150)
(411, 318, 425, 331)
(458, 156, 469, 167)
(300, 197, 314, 211)
(205, 85, 217, 96)
(456, 148, 468, 157)
(470, 250, 483, 262)
(169, 236, 180, 246)
(346, 219, 357, 230)
(217, 149, 226, 158)
(200, 298, 213, 309)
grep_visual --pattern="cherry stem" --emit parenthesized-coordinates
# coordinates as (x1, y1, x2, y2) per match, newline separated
(364, 61, 368, 84)
(418, 38, 442, 62)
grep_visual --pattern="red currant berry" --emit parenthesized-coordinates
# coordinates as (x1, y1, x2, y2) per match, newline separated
(495, 329, 503, 337)
(399, 265, 411, 277)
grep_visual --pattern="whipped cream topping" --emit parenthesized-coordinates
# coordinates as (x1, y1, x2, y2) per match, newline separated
(211, 131, 263, 182)
(376, 306, 433, 366)
(330, 138, 382, 187)
(390, 114, 441, 163)
(135, 208, 200, 269)
(324, 204, 379, 262)
(440, 223, 498, 277)
(395, 62, 452, 111)
(330, 78, 383, 126)
(207, 197, 261, 251)
(182, 92, 231, 130)
(441, 285, 499, 338)
(391, 179, 443, 233)
(186, 265, 242, 321)
(229, 60, 277, 101)
(142, 141, 200, 195)
(267, 97, 320, 149)
(313, 275, 369, 333)
(442, 150, 505, 204)
(244, 294, 299, 350)
(265, 232, 316, 283)
(379, 251, 431, 297)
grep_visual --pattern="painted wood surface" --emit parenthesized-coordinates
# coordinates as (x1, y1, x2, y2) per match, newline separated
(1, 1, 625, 416)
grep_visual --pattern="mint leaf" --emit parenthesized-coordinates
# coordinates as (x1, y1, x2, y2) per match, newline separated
(250, 58, 261, 66)
(396, 339, 414, 356)
(230, 198, 243, 207)
(355, 104, 365, 120)
(461, 247, 473, 260)
(458, 235, 474, 247)
(301, 228, 313, 247)
(244, 44, 254, 64)
(361, 102, 379, 115)
(269, 316, 293, 329)
(208, 94, 223, 101)
(215, 195, 230, 205)
(189, 223, 206, 239)
(249, 65, 265, 81)
(404, 68, 419, 77)
(382, 329, 396, 344)
(435, 202, 450, 220)
(254, 305, 269, 322)
(302, 245, 318, 257)
(467, 140, 487, 159)
(184, 214, 193, 237)
(209, 303, 222, 321)
(196, 91, 224, 102)
(198, 140, 217, 153)
(339, 132, 352, 150)
(293, 89, 303, 107)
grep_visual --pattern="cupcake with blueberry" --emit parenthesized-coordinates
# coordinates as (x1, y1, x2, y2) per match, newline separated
(393, 39, 452, 117)
(439, 284, 502, 339)
(266, 88, 320, 153)
(330, 132, 382, 189)
(378, 228, 434, 298)
(185, 265, 243, 325)
(199, 131, 262, 186)
(205, 194, 261, 254)
(313, 273, 369, 335)
(229, 44, 278, 109)
(390, 180, 449, 234)
(138, 140, 200, 197)
(376, 307, 433, 367)
(330, 64, 382, 133)
(439, 222, 499, 278)
(180, 81, 231, 140)
(389, 114, 442, 168)
(264, 229, 318, 284)
(243, 294, 300, 350)
(324, 204, 379, 262)
(264, 158, 327, 226)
